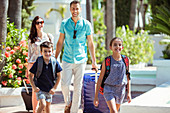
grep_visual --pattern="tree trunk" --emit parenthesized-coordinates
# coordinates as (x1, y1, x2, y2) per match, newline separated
(129, 0, 137, 30)
(86, 0, 94, 30)
(8, 0, 22, 29)
(0, 0, 8, 73)
(142, 4, 148, 29)
(106, 0, 116, 50)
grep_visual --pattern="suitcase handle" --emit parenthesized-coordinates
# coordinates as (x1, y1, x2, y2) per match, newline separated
(23, 79, 29, 94)
(91, 68, 98, 83)
(91, 68, 98, 73)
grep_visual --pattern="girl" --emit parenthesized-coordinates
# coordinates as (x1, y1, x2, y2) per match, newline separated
(93, 37, 131, 113)
(26, 16, 54, 113)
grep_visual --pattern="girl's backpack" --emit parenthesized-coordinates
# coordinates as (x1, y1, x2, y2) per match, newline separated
(99, 55, 130, 95)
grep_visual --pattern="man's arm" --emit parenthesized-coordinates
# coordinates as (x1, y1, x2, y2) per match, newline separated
(87, 34, 98, 69)
(55, 33, 65, 59)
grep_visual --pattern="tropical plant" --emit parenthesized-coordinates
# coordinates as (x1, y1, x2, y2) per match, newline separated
(87, 9, 107, 64)
(1, 40, 29, 88)
(116, 25, 154, 65)
(6, 20, 28, 48)
(0, 21, 29, 88)
(147, 5, 170, 35)
(22, 0, 36, 30)
(147, 5, 170, 59)
(160, 35, 170, 59)
(45, 5, 66, 19)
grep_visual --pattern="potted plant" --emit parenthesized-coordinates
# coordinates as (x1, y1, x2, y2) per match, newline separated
(1, 40, 29, 87)
(0, 21, 30, 107)
(1, 20, 29, 88)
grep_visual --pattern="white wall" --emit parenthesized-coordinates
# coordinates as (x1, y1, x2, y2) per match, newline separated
(151, 34, 167, 60)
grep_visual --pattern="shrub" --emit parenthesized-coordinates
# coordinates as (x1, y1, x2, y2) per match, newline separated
(116, 25, 154, 65)
(87, 9, 107, 64)
(2, 40, 29, 88)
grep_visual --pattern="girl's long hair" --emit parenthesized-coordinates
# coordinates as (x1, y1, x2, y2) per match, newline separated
(28, 16, 43, 43)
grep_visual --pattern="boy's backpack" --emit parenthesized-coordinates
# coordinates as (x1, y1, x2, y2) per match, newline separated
(34, 56, 57, 84)
(99, 55, 130, 95)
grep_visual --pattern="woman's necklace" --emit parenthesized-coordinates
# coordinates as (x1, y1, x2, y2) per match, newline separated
(37, 35, 42, 39)
(37, 31, 43, 39)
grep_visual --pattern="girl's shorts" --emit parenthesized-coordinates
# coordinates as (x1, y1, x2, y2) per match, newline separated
(36, 90, 52, 103)
(103, 84, 126, 104)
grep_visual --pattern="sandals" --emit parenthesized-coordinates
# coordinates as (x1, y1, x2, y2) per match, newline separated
(64, 102, 72, 113)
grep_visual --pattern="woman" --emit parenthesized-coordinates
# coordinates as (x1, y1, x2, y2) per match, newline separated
(27, 16, 54, 113)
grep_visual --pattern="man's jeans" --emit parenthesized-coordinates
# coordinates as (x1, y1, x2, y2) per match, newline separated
(61, 61, 86, 113)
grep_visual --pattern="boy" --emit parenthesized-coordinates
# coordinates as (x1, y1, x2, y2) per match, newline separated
(28, 41, 62, 113)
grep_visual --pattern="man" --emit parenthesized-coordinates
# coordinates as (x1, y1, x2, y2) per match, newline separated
(55, 1, 97, 113)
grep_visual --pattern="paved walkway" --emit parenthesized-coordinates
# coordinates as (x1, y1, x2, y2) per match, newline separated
(0, 91, 83, 113)
(0, 69, 148, 113)
(0, 91, 143, 113)
(0, 81, 84, 113)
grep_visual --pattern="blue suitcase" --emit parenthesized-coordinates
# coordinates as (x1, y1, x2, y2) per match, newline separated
(82, 72, 109, 113)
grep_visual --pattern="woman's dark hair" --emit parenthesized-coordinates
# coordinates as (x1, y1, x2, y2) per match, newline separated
(109, 37, 123, 46)
(70, 0, 80, 7)
(28, 16, 43, 43)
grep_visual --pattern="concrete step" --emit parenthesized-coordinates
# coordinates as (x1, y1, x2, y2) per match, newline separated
(130, 68, 156, 92)
(120, 81, 170, 113)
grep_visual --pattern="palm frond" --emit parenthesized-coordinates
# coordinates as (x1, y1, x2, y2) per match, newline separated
(45, 6, 66, 19)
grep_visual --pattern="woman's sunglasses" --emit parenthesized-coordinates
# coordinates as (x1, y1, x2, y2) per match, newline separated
(73, 30, 77, 39)
(36, 21, 44, 25)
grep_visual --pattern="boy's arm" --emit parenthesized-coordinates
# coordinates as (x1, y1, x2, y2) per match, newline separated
(49, 72, 61, 95)
(28, 72, 39, 92)
(93, 61, 105, 107)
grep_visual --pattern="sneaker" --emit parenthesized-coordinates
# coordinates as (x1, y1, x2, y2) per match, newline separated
(64, 102, 72, 113)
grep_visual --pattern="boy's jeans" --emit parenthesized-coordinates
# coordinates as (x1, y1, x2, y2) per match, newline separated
(61, 61, 86, 113)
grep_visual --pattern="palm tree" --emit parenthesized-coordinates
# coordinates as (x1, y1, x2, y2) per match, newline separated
(86, 0, 94, 30)
(8, 0, 22, 29)
(152, 5, 170, 59)
(106, 0, 116, 50)
(0, 0, 8, 73)
(45, 6, 66, 19)
(129, 0, 137, 30)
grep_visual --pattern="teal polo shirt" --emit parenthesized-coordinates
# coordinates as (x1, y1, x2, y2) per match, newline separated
(59, 17, 93, 64)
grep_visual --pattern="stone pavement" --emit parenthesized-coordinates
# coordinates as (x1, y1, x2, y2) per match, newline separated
(0, 90, 143, 113)
(0, 69, 146, 113)
(0, 91, 83, 113)
(0, 81, 83, 113)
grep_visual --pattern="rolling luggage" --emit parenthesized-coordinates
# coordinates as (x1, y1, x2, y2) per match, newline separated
(82, 72, 109, 113)
(21, 80, 33, 112)
(21, 87, 33, 112)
